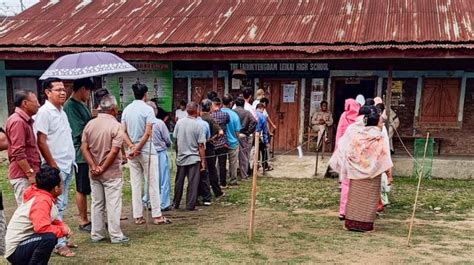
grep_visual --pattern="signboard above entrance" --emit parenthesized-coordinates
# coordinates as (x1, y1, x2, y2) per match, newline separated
(230, 62, 328, 72)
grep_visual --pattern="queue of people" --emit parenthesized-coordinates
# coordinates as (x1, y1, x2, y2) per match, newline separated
(0, 78, 275, 263)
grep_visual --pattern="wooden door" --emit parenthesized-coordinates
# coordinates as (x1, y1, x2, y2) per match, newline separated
(420, 78, 460, 123)
(191, 78, 225, 103)
(260, 79, 300, 151)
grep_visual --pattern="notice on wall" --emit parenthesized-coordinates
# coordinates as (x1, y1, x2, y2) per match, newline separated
(103, 62, 173, 112)
(282, 84, 296, 103)
(391, 80, 404, 107)
(232, 78, 241, 90)
(309, 78, 325, 122)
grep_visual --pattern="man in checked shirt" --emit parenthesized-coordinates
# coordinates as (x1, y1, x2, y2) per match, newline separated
(210, 97, 230, 189)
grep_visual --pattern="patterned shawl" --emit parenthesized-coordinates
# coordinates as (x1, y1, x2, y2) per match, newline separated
(330, 120, 393, 180)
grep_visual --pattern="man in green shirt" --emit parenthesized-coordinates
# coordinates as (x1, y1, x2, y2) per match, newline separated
(64, 78, 93, 232)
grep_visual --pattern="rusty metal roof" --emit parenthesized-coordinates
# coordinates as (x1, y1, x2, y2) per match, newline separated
(0, 0, 473, 49)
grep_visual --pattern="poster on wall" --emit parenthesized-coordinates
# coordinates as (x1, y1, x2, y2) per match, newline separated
(103, 62, 173, 112)
(282, 84, 296, 103)
(309, 78, 325, 122)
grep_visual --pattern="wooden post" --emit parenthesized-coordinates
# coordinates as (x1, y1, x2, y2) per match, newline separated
(249, 132, 260, 240)
(314, 147, 319, 176)
(386, 65, 393, 132)
(407, 132, 430, 247)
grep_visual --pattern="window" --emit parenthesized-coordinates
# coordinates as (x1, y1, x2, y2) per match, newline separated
(7, 77, 40, 115)
(420, 78, 461, 125)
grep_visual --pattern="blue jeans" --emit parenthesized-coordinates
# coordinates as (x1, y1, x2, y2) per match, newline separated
(157, 150, 171, 209)
(56, 169, 72, 248)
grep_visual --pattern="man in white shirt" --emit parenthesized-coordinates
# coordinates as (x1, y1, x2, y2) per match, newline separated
(174, 100, 187, 122)
(34, 77, 77, 257)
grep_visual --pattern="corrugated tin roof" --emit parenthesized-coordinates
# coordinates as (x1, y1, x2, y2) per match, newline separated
(0, 0, 473, 49)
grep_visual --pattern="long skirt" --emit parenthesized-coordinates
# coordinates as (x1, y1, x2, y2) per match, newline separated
(344, 175, 381, 232)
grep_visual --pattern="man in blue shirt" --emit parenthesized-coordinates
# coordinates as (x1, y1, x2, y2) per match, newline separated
(121, 83, 169, 225)
(221, 95, 241, 186)
(256, 103, 270, 171)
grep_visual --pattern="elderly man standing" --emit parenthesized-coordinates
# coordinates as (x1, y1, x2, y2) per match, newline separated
(233, 97, 256, 180)
(173, 102, 206, 211)
(34, 77, 76, 257)
(81, 95, 129, 244)
(122, 83, 169, 225)
(64, 78, 93, 232)
(5, 89, 40, 206)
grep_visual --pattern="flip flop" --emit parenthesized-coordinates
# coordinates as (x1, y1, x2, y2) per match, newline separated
(153, 217, 172, 225)
(265, 166, 274, 171)
(120, 216, 128, 221)
(135, 217, 146, 225)
(66, 241, 78, 248)
(54, 246, 76, 257)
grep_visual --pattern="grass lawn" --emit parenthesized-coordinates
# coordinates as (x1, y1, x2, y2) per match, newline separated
(0, 163, 473, 264)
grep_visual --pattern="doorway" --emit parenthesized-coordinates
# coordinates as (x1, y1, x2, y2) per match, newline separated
(259, 79, 300, 151)
(191, 78, 225, 103)
(332, 77, 377, 124)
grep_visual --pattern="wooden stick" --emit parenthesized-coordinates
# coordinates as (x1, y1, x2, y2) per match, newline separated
(145, 135, 153, 232)
(407, 132, 430, 246)
(249, 132, 260, 240)
(314, 143, 319, 177)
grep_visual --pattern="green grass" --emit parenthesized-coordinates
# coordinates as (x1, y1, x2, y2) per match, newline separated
(0, 162, 473, 264)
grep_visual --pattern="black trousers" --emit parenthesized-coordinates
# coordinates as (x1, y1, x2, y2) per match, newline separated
(173, 162, 201, 210)
(214, 147, 228, 186)
(7, 233, 57, 265)
(205, 144, 223, 197)
(259, 141, 269, 169)
(197, 169, 212, 203)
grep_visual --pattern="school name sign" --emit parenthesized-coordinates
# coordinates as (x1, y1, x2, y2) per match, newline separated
(230, 62, 329, 72)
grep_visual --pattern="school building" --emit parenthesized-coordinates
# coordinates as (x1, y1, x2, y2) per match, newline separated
(0, 0, 473, 155)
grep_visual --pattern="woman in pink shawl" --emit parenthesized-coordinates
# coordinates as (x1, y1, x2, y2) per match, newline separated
(333, 98, 361, 220)
(330, 105, 393, 232)
(335, 99, 361, 150)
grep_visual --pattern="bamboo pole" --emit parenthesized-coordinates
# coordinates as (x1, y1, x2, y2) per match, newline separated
(144, 135, 153, 232)
(249, 132, 260, 240)
(407, 132, 430, 246)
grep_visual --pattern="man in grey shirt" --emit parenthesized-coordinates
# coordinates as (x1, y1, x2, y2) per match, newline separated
(173, 102, 206, 211)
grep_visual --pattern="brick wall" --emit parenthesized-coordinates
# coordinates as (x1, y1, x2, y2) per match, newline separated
(392, 78, 474, 156)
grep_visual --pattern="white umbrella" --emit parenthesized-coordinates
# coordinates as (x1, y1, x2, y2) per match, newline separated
(40, 51, 137, 80)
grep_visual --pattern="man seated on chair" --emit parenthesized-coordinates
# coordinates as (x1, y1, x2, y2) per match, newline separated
(311, 101, 333, 148)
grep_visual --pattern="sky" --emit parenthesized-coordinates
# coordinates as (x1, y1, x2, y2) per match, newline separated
(0, 0, 39, 16)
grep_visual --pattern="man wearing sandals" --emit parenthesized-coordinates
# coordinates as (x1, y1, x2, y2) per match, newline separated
(121, 83, 170, 225)
(63, 78, 94, 233)
(81, 94, 129, 244)
(5, 165, 73, 263)
(34, 78, 77, 257)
